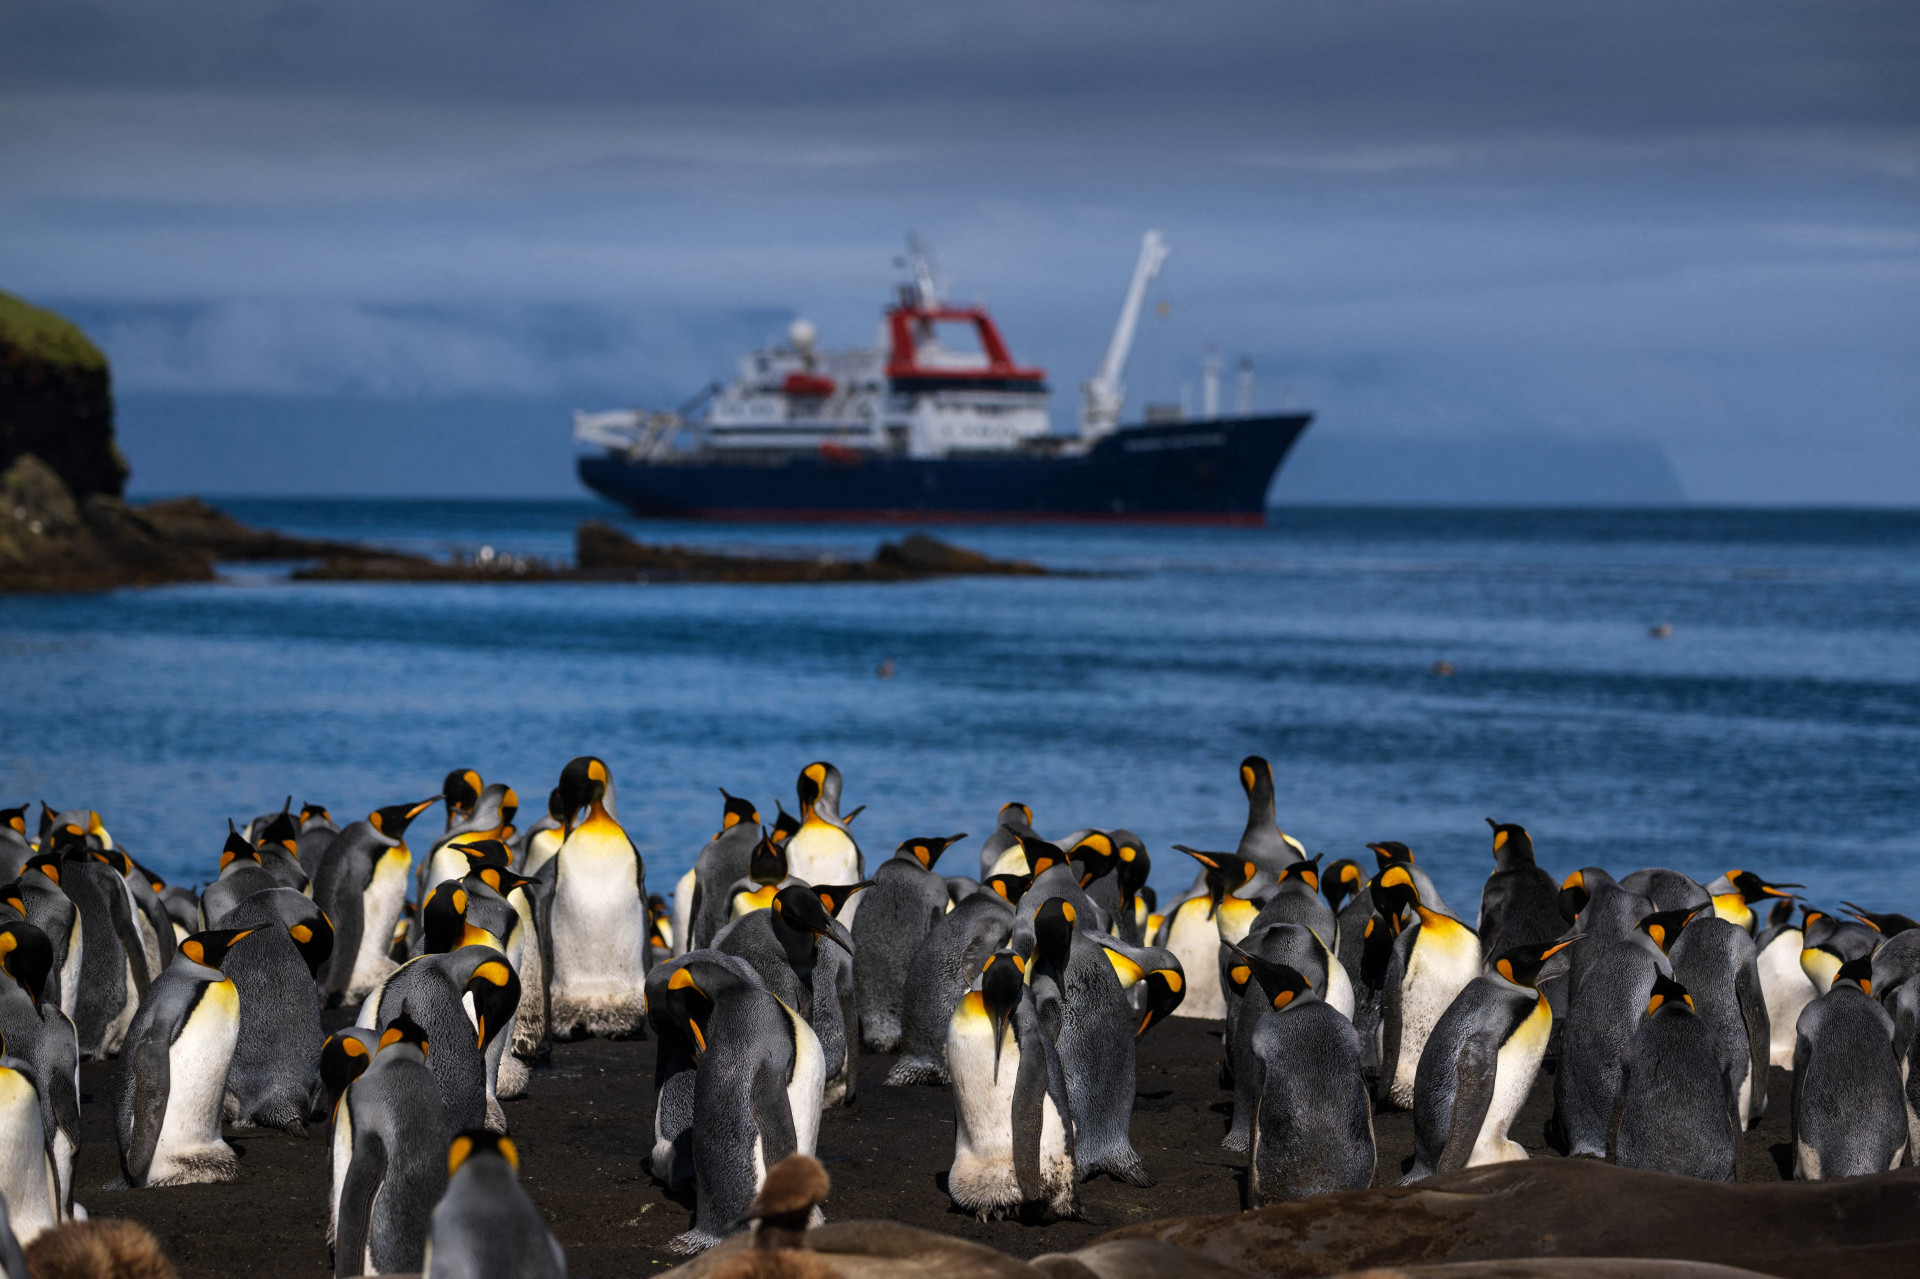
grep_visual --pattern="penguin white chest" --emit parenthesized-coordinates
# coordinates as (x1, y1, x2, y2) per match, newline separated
(946, 997, 1021, 1210)
(1469, 996, 1551, 1167)
(1757, 930, 1813, 1068)
(350, 850, 411, 999)
(779, 1000, 825, 1156)
(785, 823, 858, 889)
(523, 828, 562, 877)
(1391, 926, 1481, 1106)
(1165, 900, 1225, 1019)
(329, 1102, 354, 1243)
(549, 830, 647, 1033)
(671, 869, 696, 959)
(0, 1069, 55, 1243)
(150, 980, 241, 1185)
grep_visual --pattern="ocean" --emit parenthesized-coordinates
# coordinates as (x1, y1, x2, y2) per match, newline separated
(3, 501, 1916, 917)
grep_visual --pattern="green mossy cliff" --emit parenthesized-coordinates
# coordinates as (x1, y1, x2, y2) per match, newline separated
(0, 291, 127, 501)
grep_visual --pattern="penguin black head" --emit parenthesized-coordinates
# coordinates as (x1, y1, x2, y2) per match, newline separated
(1032, 897, 1077, 974)
(1368, 841, 1415, 868)
(809, 881, 872, 920)
(471, 864, 535, 899)
(771, 885, 855, 955)
(985, 872, 1031, 904)
(128, 854, 166, 895)
(1646, 971, 1694, 1016)
(320, 1030, 375, 1114)
(219, 822, 262, 873)
(178, 927, 260, 971)
(1, 806, 27, 839)
(35, 802, 56, 847)
(898, 834, 966, 872)
(1172, 845, 1259, 920)
(1238, 756, 1275, 811)
(1068, 833, 1117, 887)
(1229, 945, 1313, 1010)
(795, 761, 839, 818)
(741, 1151, 829, 1248)
(544, 786, 568, 824)
(452, 839, 513, 871)
(1842, 902, 1920, 938)
(285, 909, 335, 977)
(1493, 937, 1579, 989)
(1369, 864, 1421, 919)
(369, 796, 440, 841)
(495, 786, 519, 830)
(47, 822, 89, 856)
(1636, 907, 1699, 954)
(998, 802, 1035, 831)
(299, 802, 332, 828)
(664, 965, 717, 1054)
(1833, 954, 1875, 995)
(556, 757, 612, 829)
(1277, 854, 1322, 895)
(442, 769, 484, 820)
(463, 956, 520, 1051)
(0, 883, 25, 919)
(90, 848, 134, 878)
(1136, 964, 1184, 1035)
(1359, 908, 1406, 988)
(979, 949, 1026, 1083)
(258, 800, 299, 851)
(0, 920, 53, 1008)
(1485, 820, 1536, 871)
(1322, 859, 1364, 913)
(21, 854, 61, 888)
(717, 788, 760, 836)
(379, 1008, 431, 1059)
(1111, 831, 1151, 898)
(1020, 836, 1069, 879)
(749, 834, 789, 888)
(448, 1129, 520, 1178)
(1768, 897, 1797, 929)
(422, 882, 497, 955)
(1558, 869, 1596, 923)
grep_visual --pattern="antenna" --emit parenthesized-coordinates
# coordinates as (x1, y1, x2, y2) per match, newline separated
(1236, 359, 1255, 415)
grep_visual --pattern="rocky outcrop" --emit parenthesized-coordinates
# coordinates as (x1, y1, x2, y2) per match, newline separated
(138, 496, 397, 561)
(0, 454, 212, 592)
(0, 291, 126, 500)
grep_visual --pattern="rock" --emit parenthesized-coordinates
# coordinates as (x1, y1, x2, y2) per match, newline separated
(0, 291, 126, 500)
(1098, 1159, 1920, 1279)
(0, 453, 212, 591)
(138, 496, 398, 561)
(874, 533, 1042, 576)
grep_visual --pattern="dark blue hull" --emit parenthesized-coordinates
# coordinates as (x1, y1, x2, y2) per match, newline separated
(577, 412, 1311, 524)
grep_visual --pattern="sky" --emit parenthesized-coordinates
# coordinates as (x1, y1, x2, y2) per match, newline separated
(2, 0, 1916, 502)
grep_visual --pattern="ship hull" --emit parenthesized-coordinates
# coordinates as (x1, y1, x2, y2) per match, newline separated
(578, 412, 1310, 524)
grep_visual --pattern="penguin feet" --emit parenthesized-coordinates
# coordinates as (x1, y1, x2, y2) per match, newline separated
(667, 1228, 723, 1255)
(1084, 1150, 1155, 1187)
(882, 1057, 948, 1087)
(1219, 1128, 1250, 1155)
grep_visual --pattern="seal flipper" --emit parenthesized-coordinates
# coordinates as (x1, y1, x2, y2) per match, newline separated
(120, 1021, 170, 1186)
(1433, 1027, 1498, 1174)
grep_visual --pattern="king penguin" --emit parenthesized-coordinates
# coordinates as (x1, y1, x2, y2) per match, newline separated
(945, 949, 1077, 1222)
(1612, 973, 1739, 1181)
(1476, 821, 1564, 961)
(687, 791, 764, 952)
(885, 874, 1021, 1085)
(1161, 846, 1261, 1020)
(976, 803, 1039, 879)
(0, 808, 29, 885)
(6, 863, 78, 1023)
(1800, 911, 1880, 994)
(784, 763, 863, 919)
(321, 1027, 379, 1256)
(334, 1012, 453, 1277)
(1375, 866, 1483, 1110)
(656, 953, 823, 1254)
(422, 1130, 565, 1279)
(296, 802, 339, 880)
(545, 756, 650, 1039)
(1791, 956, 1907, 1179)
(1027, 897, 1153, 1186)
(1670, 910, 1771, 1130)
(713, 884, 858, 1107)
(0, 1027, 61, 1244)
(1222, 921, 1343, 1154)
(854, 834, 963, 1051)
(1706, 869, 1798, 936)
(114, 928, 258, 1187)
(0, 922, 78, 1217)
(315, 797, 440, 1007)
(1235, 953, 1374, 1205)
(1405, 938, 1571, 1180)
(218, 887, 333, 1133)
(1233, 756, 1304, 874)
(1552, 907, 1690, 1157)
(1366, 842, 1452, 920)
(361, 939, 522, 1134)
(1754, 904, 1817, 1069)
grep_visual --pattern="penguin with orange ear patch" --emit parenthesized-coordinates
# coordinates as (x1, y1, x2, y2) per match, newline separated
(217, 886, 333, 1134)
(360, 945, 521, 1136)
(854, 834, 964, 1052)
(1613, 973, 1739, 1180)
(114, 928, 259, 1187)
(335, 1010, 451, 1276)
(689, 791, 765, 953)
(884, 877, 1018, 1087)
(1477, 821, 1563, 961)
(424, 1130, 565, 1279)
(1791, 955, 1907, 1180)
(1406, 937, 1574, 1180)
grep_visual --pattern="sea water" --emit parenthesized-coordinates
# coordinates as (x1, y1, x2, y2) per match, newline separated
(1, 502, 1915, 915)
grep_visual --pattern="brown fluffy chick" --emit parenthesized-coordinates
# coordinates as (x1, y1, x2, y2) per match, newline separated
(746, 1153, 831, 1251)
(25, 1220, 178, 1279)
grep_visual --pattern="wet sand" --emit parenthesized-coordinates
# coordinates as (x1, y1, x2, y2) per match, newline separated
(72, 1015, 1799, 1278)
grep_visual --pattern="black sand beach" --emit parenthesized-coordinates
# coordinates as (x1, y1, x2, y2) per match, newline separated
(71, 1014, 1803, 1278)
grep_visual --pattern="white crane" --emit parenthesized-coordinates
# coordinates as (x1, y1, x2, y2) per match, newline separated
(1079, 230, 1169, 440)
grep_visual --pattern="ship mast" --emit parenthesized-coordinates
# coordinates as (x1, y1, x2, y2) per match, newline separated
(1080, 230, 1169, 440)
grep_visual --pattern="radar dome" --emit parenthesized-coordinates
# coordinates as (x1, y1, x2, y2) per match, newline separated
(788, 318, 817, 352)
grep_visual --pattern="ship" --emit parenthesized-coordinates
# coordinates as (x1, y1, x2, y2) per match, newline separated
(573, 233, 1311, 524)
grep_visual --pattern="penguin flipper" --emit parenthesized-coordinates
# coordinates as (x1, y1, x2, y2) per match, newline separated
(1009, 1001, 1052, 1204)
(44, 1007, 82, 1148)
(121, 1021, 170, 1187)
(1433, 1029, 1499, 1174)
(751, 1051, 800, 1166)
(335, 1131, 385, 1276)
(105, 880, 151, 1000)
(1736, 960, 1771, 1123)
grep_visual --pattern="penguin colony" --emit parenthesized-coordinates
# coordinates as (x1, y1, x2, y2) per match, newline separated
(0, 749, 1914, 1273)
